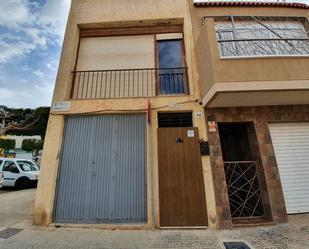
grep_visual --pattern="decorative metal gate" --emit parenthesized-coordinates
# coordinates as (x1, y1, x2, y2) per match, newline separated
(224, 161, 264, 218)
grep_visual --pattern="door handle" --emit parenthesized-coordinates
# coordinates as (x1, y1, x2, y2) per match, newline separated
(176, 137, 183, 143)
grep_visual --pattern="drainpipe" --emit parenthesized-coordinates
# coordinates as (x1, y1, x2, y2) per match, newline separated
(148, 97, 155, 229)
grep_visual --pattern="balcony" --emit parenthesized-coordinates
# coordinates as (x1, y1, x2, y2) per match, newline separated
(215, 16, 309, 58)
(196, 15, 309, 107)
(70, 67, 188, 99)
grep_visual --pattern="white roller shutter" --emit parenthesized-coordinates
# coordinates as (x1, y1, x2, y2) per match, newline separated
(269, 122, 309, 214)
(76, 35, 155, 71)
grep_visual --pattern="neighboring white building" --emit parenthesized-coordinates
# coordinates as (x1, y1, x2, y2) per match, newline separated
(4, 135, 41, 149)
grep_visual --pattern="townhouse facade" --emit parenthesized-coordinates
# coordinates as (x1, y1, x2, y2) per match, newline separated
(34, 0, 309, 229)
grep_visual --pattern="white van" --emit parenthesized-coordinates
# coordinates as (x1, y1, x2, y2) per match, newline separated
(0, 158, 39, 189)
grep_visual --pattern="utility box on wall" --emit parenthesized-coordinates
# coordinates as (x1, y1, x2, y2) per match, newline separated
(199, 140, 209, 156)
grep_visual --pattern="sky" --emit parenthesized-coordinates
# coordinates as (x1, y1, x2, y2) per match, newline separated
(0, 0, 70, 108)
(0, 0, 308, 108)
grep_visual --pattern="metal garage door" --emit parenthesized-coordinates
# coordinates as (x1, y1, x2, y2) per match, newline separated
(54, 114, 147, 223)
(269, 122, 309, 214)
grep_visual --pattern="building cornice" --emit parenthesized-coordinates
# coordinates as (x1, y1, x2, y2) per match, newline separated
(194, 1, 309, 9)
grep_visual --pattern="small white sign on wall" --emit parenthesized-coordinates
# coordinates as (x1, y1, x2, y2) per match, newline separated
(208, 121, 217, 132)
(51, 101, 71, 112)
(187, 130, 195, 137)
(195, 112, 203, 118)
(168, 103, 181, 109)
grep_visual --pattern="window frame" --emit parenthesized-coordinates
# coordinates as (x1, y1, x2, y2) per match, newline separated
(154, 35, 189, 95)
(213, 16, 309, 59)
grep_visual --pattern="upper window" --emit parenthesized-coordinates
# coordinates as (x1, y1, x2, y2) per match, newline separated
(158, 39, 184, 68)
(215, 16, 309, 57)
(157, 38, 187, 94)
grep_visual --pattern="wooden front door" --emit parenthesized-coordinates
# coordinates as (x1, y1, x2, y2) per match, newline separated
(158, 127, 208, 227)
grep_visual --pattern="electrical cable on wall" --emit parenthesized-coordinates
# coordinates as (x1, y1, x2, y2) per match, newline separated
(50, 99, 200, 116)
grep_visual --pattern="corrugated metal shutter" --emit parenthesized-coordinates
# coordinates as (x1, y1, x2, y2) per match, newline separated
(54, 114, 147, 223)
(269, 122, 309, 214)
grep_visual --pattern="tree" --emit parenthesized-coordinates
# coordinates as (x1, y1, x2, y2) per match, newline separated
(32, 107, 50, 140)
(0, 139, 16, 151)
(21, 139, 43, 156)
(0, 106, 39, 137)
(8, 107, 50, 140)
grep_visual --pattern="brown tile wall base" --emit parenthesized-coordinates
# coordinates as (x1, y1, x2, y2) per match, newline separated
(205, 105, 309, 229)
(232, 217, 274, 228)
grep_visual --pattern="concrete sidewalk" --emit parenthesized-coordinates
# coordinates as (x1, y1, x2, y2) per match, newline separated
(0, 214, 308, 249)
(0, 189, 308, 249)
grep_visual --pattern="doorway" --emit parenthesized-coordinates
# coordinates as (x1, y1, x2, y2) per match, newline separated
(158, 112, 207, 227)
(54, 115, 147, 223)
(269, 122, 309, 214)
(218, 123, 265, 221)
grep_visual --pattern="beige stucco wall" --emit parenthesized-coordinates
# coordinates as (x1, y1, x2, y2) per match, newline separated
(34, 98, 217, 229)
(190, 5, 309, 98)
(34, 0, 218, 229)
(34, 114, 65, 225)
(52, 0, 202, 102)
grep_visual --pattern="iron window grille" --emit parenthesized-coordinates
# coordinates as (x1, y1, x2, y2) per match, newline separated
(213, 16, 309, 57)
(158, 112, 193, 128)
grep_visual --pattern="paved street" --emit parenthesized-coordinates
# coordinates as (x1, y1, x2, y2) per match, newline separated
(0, 188, 10, 194)
(0, 188, 308, 249)
(0, 188, 35, 230)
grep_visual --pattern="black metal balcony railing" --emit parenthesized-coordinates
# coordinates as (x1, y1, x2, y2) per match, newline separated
(70, 67, 188, 99)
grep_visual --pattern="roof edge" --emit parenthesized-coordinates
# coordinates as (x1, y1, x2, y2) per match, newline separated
(194, 1, 309, 9)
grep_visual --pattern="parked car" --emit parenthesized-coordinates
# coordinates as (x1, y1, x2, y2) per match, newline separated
(0, 171, 3, 188)
(0, 158, 40, 189)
